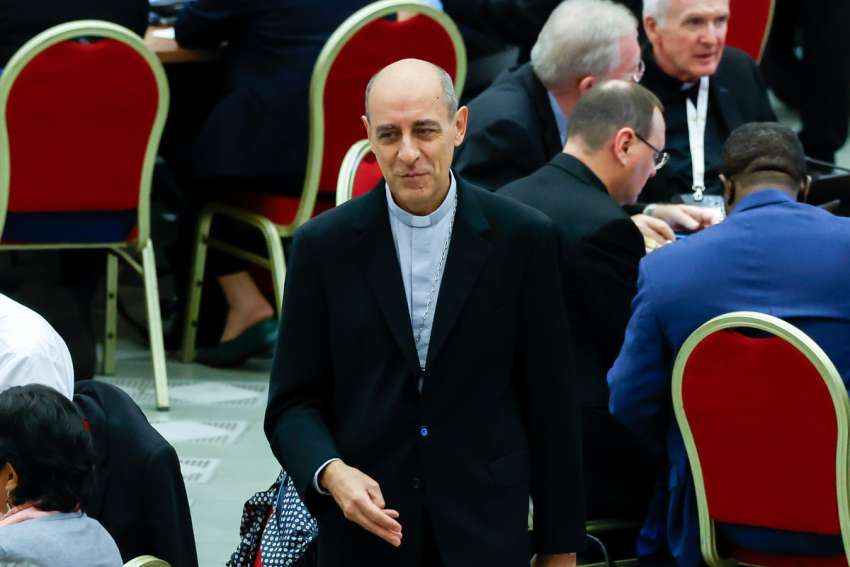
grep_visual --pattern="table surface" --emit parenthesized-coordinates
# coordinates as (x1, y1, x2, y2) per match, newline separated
(144, 26, 218, 64)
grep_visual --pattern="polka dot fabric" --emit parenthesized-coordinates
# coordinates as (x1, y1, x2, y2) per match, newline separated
(227, 469, 318, 567)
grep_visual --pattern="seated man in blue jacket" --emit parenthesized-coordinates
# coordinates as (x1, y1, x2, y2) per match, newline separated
(608, 122, 850, 566)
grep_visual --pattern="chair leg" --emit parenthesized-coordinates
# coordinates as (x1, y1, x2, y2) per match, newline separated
(141, 239, 169, 411)
(103, 252, 119, 375)
(256, 218, 287, 312)
(179, 208, 214, 362)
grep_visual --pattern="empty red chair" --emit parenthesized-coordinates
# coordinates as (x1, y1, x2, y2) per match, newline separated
(728, 0, 775, 62)
(673, 311, 850, 566)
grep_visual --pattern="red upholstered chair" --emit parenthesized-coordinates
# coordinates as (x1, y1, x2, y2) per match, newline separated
(672, 311, 850, 566)
(179, 0, 467, 361)
(0, 21, 171, 409)
(335, 139, 383, 205)
(727, 0, 775, 63)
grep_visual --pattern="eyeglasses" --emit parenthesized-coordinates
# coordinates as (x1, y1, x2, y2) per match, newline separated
(632, 59, 645, 83)
(634, 131, 670, 171)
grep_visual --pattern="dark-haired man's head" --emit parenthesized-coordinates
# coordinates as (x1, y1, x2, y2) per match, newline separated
(564, 79, 666, 205)
(720, 122, 810, 212)
(0, 384, 95, 514)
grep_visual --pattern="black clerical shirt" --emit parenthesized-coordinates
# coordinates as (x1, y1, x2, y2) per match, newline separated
(639, 44, 727, 202)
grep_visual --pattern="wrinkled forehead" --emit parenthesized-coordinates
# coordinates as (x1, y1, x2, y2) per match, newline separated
(367, 78, 450, 126)
(667, 0, 730, 23)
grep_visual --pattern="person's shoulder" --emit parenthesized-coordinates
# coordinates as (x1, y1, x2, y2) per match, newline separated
(293, 187, 380, 244)
(466, 63, 539, 118)
(462, 178, 555, 235)
(718, 46, 760, 73)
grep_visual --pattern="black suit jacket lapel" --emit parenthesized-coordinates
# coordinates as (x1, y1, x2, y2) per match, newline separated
(426, 180, 492, 367)
(356, 185, 422, 373)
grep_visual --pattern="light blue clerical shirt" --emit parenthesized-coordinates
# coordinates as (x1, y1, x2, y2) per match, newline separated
(312, 173, 458, 494)
(385, 173, 458, 369)
(547, 91, 569, 145)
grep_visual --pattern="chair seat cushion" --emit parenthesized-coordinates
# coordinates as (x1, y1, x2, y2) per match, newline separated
(1, 210, 137, 244)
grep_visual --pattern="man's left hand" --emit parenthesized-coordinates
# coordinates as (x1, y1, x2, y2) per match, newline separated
(648, 204, 721, 232)
(531, 553, 577, 567)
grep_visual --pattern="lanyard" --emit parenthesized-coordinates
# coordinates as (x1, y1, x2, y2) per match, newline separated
(685, 76, 710, 201)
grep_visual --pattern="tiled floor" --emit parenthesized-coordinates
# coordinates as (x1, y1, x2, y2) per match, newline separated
(99, 341, 281, 567)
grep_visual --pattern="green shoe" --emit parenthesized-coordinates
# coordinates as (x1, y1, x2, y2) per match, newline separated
(195, 318, 278, 367)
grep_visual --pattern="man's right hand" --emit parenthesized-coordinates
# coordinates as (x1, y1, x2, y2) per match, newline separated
(320, 460, 403, 547)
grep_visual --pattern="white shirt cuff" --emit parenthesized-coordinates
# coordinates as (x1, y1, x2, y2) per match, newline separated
(313, 458, 341, 494)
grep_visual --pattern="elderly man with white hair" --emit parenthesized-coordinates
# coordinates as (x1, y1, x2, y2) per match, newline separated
(456, 0, 718, 244)
(638, 0, 776, 211)
(0, 293, 74, 399)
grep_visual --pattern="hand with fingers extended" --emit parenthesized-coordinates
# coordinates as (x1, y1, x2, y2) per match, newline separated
(320, 459, 403, 547)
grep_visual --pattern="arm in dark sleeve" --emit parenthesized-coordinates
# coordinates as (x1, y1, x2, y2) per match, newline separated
(520, 220, 586, 553)
(750, 58, 778, 122)
(174, 0, 245, 48)
(607, 263, 673, 445)
(569, 218, 644, 367)
(441, 0, 560, 50)
(144, 445, 199, 567)
(264, 228, 339, 507)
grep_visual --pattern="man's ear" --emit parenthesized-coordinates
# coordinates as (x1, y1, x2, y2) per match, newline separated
(644, 16, 660, 44)
(613, 127, 635, 166)
(799, 175, 812, 203)
(578, 75, 595, 95)
(453, 106, 469, 146)
(720, 173, 735, 206)
(361, 115, 371, 139)
(1, 463, 17, 496)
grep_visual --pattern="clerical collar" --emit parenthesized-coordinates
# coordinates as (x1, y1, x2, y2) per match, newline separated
(385, 172, 457, 228)
(642, 43, 703, 99)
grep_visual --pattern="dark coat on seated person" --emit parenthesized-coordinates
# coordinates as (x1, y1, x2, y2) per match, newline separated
(499, 153, 660, 521)
(608, 190, 850, 566)
(455, 62, 562, 191)
(174, 0, 370, 191)
(74, 380, 199, 567)
(637, 45, 777, 205)
(0, 0, 148, 66)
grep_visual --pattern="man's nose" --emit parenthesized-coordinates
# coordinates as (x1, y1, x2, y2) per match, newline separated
(398, 135, 420, 163)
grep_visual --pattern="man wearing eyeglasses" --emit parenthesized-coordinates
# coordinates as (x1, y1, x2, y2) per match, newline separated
(456, 0, 716, 247)
(499, 80, 667, 524)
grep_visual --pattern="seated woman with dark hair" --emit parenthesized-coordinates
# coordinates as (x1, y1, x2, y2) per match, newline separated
(0, 384, 122, 566)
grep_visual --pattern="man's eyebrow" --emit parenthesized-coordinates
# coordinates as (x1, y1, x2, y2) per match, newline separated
(413, 119, 442, 129)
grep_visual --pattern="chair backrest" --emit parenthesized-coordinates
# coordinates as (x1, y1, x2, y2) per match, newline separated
(123, 556, 171, 567)
(290, 0, 466, 228)
(0, 20, 168, 247)
(672, 311, 850, 566)
(335, 139, 383, 206)
(727, 0, 774, 62)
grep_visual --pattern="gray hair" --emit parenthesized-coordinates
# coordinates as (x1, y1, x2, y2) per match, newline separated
(643, 0, 671, 26)
(531, 0, 638, 91)
(364, 61, 458, 121)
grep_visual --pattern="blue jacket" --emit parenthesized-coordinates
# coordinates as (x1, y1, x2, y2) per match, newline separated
(608, 190, 850, 565)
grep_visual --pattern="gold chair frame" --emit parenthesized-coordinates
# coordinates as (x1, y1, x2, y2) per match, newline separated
(0, 21, 171, 409)
(672, 311, 850, 566)
(179, 0, 467, 361)
(335, 139, 374, 206)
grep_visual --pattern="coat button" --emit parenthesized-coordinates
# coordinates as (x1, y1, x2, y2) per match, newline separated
(411, 477, 421, 489)
(419, 426, 429, 437)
